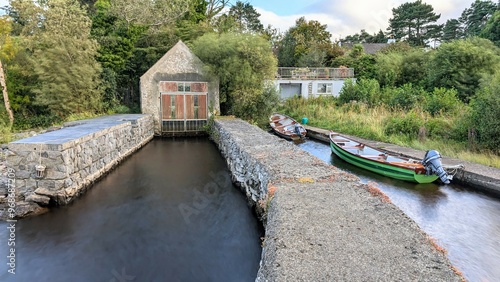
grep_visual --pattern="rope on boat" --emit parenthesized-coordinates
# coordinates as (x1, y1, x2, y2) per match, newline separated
(442, 164, 465, 180)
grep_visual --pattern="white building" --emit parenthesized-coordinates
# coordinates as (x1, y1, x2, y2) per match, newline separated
(274, 67, 355, 99)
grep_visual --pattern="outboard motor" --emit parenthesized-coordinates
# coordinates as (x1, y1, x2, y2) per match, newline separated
(422, 150, 450, 184)
(294, 124, 304, 139)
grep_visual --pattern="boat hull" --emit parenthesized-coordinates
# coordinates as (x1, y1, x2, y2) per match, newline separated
(269, 113, 307, 140)
(329, 139, 438, 184)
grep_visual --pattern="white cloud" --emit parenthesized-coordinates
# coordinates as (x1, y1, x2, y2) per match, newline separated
(257, 8, 350, 40)
(257, 0, 476, 39)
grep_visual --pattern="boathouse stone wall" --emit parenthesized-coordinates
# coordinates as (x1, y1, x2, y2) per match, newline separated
(0, 115, 154, 219)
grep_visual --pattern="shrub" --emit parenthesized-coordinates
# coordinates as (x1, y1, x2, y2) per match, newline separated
(0, 109, 12, 144)
(338, 78, 380, 105)
(110, 105, 132, 114)
(424, 88, 463, 116)
(388, 83, 426, 110)
(13, 113, 62, 131)
(425, 117, 453, 140)
(383, 110, 425, 139)
(448, 107, 473, 143)
(470, 72, 500, 153)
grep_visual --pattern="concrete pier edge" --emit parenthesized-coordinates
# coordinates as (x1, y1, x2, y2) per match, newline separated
(211, 118, 462, 281)
(304, 125, 500, 197)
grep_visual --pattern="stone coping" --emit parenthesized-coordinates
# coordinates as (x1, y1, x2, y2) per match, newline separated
(9, 114, 149, 151)
(11, 114, 147, 145)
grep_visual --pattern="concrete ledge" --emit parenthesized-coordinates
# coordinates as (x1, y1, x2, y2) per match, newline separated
(305, 125, 500, 197)
(211, 119, 461, 281)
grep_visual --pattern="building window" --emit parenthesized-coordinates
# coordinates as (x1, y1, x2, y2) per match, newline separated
(178, 82, 191, 92)
(317, 83, 333, 94)
(170, 96, 176, 119)
(194, 95, 199, 119)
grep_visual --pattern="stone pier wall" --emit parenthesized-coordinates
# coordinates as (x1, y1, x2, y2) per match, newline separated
(1, 114, 154, 219)
(210, 118, 461, 281)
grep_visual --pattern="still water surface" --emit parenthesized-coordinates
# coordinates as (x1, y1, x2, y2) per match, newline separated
(0, 138, 262, 282)
(298, 139, 500, 282)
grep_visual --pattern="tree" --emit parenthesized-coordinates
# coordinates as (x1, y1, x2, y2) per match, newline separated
(459, 0, 498, 37)
(20, 0, 105, 117)
(191, 32, 277, 120)
(372, 30, 388, 43)
(109, 0, 190, 28)
(376, 45, 430, 88)
(480, 10, 500, 46)
(175, 0, 212, 43)
(341, 29, 387, 44)
(333, 45, 377, 80)
(0, 16, 15, 125)
(228, 1, 263, 33)
(427, 37, 500, 102)
(388, 0, 441, 46)
(206, 0, 230, 22)
(442, 19, 463, 41)
(276, 31, 296, 67)
(470, 71, 500, 153)
(276, 17, 332, 67)
(91, 0, 142, 73)
(262, 24, 282, 54)
(91, 0, 150, 109)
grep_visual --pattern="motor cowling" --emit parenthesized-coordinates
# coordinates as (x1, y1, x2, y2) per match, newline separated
(294, 124, 303, 138)
(422, 150, 450, 184)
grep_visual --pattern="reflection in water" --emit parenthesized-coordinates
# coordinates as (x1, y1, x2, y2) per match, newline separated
(0, 138, 262, 282)
(298, 138, 500, 282)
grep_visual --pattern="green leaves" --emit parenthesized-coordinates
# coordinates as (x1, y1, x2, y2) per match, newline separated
(191, 32, 277, 121)
(277, 17, 333, 67)
(29, 0, 104, 118)
(388, 0, 441, 46)
(470, 71, 500, 153)
(427, 37, 500, 102)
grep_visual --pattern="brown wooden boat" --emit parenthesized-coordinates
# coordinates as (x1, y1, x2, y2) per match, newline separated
(269, 113, 307, 141)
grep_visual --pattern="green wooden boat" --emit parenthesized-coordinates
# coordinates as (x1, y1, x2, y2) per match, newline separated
(329, 131, 451, 184)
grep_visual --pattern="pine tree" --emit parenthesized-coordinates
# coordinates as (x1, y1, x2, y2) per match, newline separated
(460, 0, 498, 37)
(442, 19, 463, 41)
(388, 0, 441, 46)
(228, 1, 264, 33)
(480, 10, 500, 46)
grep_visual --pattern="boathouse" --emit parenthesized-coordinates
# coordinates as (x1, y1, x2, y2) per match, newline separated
(140, 40, 219, 135)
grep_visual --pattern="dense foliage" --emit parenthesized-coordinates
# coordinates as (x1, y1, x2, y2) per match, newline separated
(0, 0, 498, 160)
(191, 32, 278, 122)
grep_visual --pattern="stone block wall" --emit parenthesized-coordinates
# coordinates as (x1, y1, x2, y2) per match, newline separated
(210, 118, 344, 216)
(0, 115, 154, 219)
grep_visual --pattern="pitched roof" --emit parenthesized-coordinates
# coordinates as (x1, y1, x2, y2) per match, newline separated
(343, 43, 389, 55)
(140, 40, 204, 80)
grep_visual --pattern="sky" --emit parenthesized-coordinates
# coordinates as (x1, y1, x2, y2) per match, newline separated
(0, 0, 478, 40)
(246, 0, 478, 40)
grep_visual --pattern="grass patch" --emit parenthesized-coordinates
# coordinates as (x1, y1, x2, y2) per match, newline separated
(278, 97, 500, 168)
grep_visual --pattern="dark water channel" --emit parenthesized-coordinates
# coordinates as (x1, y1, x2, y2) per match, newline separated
(297, 139, 500, 282)
(0, 138, 262, 282)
